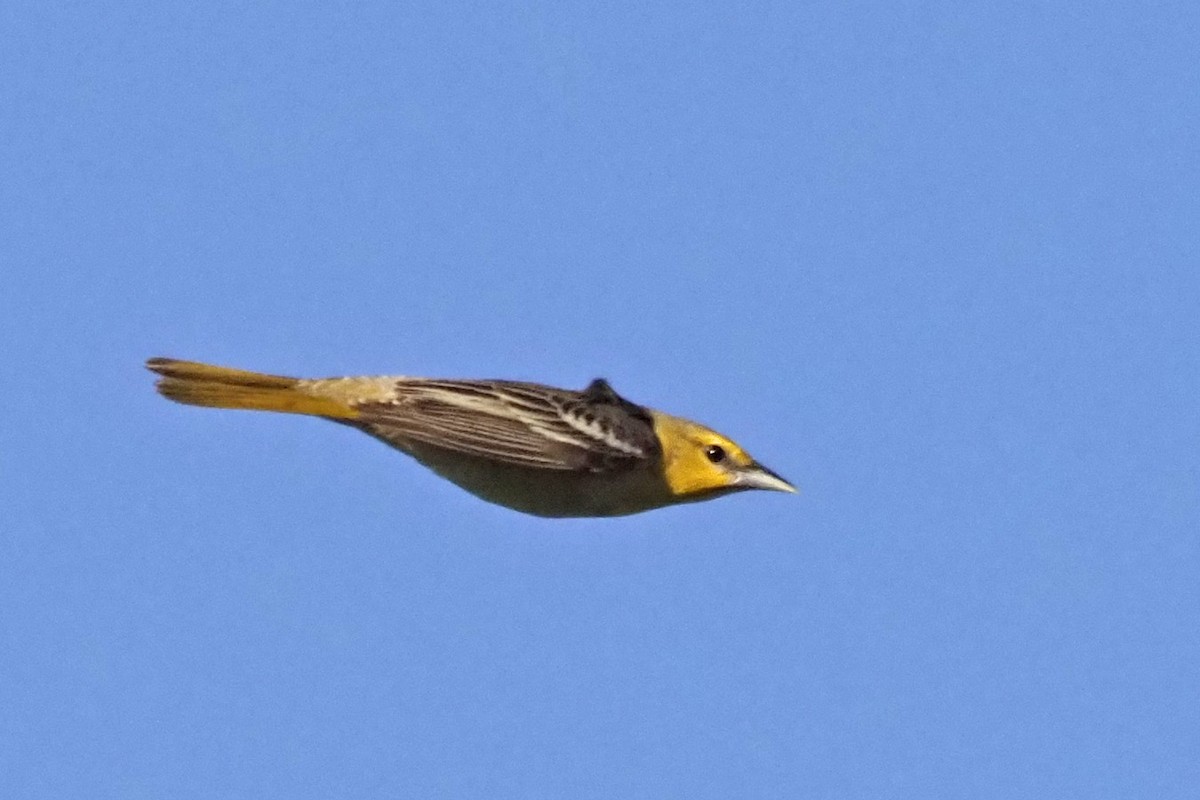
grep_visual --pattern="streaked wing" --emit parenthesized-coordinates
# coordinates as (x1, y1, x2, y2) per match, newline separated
(352, 379, 660, 472)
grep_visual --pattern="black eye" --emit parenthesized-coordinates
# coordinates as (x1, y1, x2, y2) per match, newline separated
(705, 444, 727, 464)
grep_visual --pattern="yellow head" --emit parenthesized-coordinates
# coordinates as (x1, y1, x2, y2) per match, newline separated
(650, 411, 796, 502)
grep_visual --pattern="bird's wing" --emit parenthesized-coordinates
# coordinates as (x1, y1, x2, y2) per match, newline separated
(352, 378, 661, 472)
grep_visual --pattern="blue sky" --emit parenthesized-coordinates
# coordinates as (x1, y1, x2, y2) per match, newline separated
(3, 1, 1197, 797)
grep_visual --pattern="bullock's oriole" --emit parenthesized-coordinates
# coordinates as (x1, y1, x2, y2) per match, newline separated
(146, 357, 795, 517)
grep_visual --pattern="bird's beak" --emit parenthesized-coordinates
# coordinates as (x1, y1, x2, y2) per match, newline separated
(735, 462, 797, 494)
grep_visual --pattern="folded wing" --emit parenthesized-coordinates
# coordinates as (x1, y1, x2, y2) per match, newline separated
(353, 379, 661, 472)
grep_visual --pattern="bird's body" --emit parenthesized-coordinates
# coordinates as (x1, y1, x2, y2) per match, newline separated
(146, 358, 795, 517)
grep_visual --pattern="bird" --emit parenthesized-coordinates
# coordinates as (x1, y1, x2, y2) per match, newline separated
(146, 357, 796, 517)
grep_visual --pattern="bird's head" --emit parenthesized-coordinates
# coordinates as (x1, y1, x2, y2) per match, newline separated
(650, 411, 796, 502)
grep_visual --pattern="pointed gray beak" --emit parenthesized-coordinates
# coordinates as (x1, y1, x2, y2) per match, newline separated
(735, 462, 797, 494)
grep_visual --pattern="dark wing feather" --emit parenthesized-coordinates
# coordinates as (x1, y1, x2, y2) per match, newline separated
(352, 379, 660, 472)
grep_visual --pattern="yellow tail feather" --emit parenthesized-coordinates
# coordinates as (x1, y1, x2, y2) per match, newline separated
(146, 357, 359, 420)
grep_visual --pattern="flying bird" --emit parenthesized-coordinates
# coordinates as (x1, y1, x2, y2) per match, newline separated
(146, 357, 795, 517)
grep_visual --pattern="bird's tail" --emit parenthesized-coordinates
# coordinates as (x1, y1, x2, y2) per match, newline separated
(146, 357, 360, 419)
